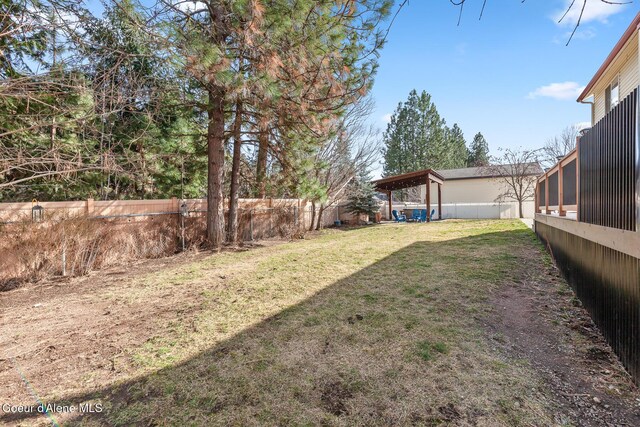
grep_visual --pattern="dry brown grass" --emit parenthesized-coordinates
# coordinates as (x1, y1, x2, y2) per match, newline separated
(0, 207, 302, 290)
(0, 216, 182, 290)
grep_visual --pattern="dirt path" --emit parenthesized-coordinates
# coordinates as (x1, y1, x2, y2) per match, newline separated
(487, 255, 640, 426)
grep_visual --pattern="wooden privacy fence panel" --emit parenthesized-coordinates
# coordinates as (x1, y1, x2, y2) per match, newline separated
(578, 88, 637, 231)
(0, 198, 302, 223)
(0, 198, 361, 239)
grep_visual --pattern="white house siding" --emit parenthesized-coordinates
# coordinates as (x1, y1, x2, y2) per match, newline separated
(592, 31, 639, 124)
(412, 177, 537, 219)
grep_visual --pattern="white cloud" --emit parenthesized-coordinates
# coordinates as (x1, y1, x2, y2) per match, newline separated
(382, 113, 392, 124)
(527, 82, 586, 101)
(553, 0, 627, 26)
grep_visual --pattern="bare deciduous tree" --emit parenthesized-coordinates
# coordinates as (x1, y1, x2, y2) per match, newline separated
(542, 124, 587, 169)
(486, 148, 542, 219)
(310, 96, 381, 231)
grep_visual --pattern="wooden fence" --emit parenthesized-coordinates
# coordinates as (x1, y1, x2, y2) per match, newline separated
(0, 198, 299, 222)
(0, 198, 365, 288)
(0, 197, 363, 236)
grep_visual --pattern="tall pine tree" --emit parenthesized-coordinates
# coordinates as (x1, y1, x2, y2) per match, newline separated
(382, 90, 468, 176)
(468, 132, 490, 167)
(442, 123, 468, 169)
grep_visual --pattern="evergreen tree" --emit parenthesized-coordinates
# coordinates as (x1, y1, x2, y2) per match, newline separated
(160, 0, 391, 247)
(445, 124, 469, 168)
(0, 0, 392, 245)
(0, 0, 49, 78)
(382, 90, 468, 177)
(345, 173, 379, 221)
(468, 132, 490, 167)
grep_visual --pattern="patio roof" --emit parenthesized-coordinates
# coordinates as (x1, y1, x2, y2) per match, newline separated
(372, 169, 444, 222)
(371, 169, 444, 192)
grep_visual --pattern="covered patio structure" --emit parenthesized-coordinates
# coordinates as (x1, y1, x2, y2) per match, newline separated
(372, 169, 445, 222)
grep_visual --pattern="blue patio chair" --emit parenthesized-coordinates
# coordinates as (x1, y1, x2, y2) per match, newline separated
(419, 209, 427, 222)
(410, 210, 421, 222)
(430, 209, 436, 221)
(392, 210, 406, 222)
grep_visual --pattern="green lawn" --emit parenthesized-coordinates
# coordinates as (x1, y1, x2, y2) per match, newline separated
(64, 220, 556, 426)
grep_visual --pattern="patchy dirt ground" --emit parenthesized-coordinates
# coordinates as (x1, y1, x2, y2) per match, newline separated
(1, 221, 639, 426)
(487, 249, 640, 426)
(0, 242, 278, 426)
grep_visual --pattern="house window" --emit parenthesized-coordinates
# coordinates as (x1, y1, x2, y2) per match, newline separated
(605, 76, 620, 112)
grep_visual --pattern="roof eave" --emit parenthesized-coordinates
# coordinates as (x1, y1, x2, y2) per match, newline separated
(577, 12, 640, 103)
(444, 173, 541, 181)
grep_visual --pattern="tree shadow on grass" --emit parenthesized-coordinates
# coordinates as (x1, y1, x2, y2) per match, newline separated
(2, 228, 541, 426)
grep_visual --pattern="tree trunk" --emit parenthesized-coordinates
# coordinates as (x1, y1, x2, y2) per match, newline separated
(256, 117, 268, 198)
(227, 99, 243, 243)
(207, 87, 226, 248)
(315, 204, 325, 231)
(309, 201, 316, 231)
(518, 199, 524, 219)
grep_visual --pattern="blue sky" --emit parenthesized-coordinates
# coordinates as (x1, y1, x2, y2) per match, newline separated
(368, 0, 638, 177)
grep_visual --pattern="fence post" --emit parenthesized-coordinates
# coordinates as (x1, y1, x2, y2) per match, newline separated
(558, 160, 566, 216)
(61, 228, 67, 277)
(86, 198, 94, 216)
(269, 198, 273, 237)
(62, 245, 66, 276)
(544, 172, 550, 214)
(250, 209, 254, 241)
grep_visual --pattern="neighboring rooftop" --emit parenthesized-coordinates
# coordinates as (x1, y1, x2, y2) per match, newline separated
(437, 163, 543, 181)
(372, 169, 444, 192)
